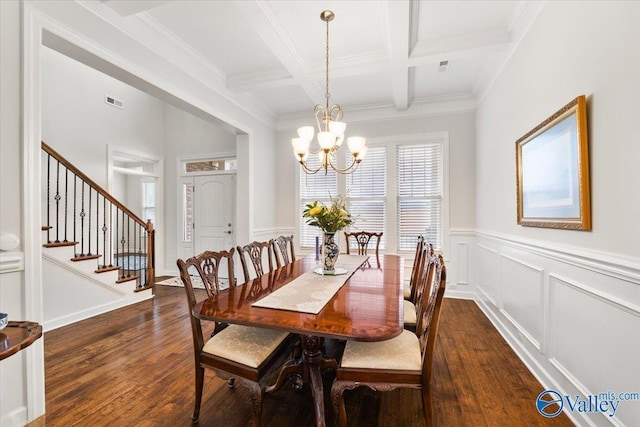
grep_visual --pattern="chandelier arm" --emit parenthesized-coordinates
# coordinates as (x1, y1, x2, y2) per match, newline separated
(327, 156, 361, 175)
(329, 104, 343, 122)
(314, 105, 325, 132)
(299, 161, 324, 175)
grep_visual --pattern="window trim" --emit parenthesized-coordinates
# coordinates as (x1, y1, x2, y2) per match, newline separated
(295, 132, 449, 257)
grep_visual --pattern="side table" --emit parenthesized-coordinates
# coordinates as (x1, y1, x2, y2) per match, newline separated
(0, 321, 43, 361)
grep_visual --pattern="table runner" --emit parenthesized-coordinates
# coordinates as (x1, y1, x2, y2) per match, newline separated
(251, 255, 369, 314)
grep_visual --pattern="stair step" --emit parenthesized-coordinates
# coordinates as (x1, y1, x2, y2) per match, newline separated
(71, 254, 101, 262)
(116, 275, 139, 284)
(95, 265, 121, 274)
(42, 226, 52, 231)
(43, 241, 77, 248)
(134, 284, 153, 293)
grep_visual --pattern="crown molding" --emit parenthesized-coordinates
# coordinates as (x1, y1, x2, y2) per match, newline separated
(71, 0, 277, 128)
(476, 1, 547, 103)
(275, 93, 475, 130)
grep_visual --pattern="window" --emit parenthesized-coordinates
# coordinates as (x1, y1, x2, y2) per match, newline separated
(182, 183, 193, 242)
(141, 181, 156, 224)
(299, 154, 337, 248)
(397, 143, 442, 251)
(345, 146, 386, 249)
(297, 135, 446, 252)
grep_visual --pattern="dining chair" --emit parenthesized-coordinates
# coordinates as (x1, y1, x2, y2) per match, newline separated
(344, 231, 383, 265)
(404, 235, 426, 300)
(237, 240, 275, 283)
(177, 249, 294, 426)
(403, 243, 435, 333)
(331, 254, 447, 427)
(272, 235, 296, 268)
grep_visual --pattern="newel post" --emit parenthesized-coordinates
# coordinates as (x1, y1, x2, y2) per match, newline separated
(146, 219, 155, 290)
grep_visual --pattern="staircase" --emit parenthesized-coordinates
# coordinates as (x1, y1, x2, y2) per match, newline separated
(41, 141, 155, 331)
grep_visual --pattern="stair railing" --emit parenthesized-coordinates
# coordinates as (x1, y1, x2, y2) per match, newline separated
(41, 141, 155, 291)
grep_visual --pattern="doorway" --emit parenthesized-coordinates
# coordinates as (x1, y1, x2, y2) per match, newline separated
(179, 172, 236, 260)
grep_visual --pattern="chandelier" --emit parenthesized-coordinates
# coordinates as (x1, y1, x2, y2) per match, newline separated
(291, 10, 367, 175)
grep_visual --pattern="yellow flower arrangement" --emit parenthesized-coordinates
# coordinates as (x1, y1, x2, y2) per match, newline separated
(302, 194, 354, 233)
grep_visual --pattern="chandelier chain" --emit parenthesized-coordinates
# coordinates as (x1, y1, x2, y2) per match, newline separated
(325, 17, 330, 105)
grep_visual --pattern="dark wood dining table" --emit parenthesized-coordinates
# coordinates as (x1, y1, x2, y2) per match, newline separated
(193, 254, 404, 427)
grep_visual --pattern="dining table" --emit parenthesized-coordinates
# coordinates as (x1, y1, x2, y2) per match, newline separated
(193, 253, 404, 427)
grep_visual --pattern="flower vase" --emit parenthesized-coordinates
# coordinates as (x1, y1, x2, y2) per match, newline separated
(322, 232, 339, 274)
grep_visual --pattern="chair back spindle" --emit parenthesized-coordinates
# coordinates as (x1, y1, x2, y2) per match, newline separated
(237, 240, 275, 283)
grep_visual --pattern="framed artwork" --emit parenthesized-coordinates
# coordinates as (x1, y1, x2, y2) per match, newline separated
(516, 95, 591, 230)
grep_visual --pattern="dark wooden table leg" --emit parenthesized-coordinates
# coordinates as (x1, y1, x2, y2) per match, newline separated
(265, 334, 336, 427)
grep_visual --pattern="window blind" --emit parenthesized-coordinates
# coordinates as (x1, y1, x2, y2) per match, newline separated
(345, 146, 386, 249)
(299, 153, 338, 247)
(397, 144, 442, 250)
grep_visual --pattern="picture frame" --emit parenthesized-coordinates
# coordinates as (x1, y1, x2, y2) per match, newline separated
(516, 95, 591, 230)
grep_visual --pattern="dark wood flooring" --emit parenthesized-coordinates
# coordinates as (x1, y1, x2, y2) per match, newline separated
(29, 283, 573, 427)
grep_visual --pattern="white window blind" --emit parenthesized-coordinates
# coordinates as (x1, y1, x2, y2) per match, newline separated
(299, 154, 337, 247)
(345, 146, 386, 249)
(397, 143, 443, 251)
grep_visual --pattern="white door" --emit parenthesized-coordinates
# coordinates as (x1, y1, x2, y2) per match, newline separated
(193, 174, 235, 254)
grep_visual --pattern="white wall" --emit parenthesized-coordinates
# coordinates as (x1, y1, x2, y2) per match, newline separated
(163, 103, 237, 270)
(475, 2, 640, 426)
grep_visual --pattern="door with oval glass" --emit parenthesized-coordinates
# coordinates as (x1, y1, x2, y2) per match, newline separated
(193, 174, 236, 254)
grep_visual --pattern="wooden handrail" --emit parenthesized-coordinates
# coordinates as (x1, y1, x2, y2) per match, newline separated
(42, 140, 155, 290)
(42, 141, 148, 228)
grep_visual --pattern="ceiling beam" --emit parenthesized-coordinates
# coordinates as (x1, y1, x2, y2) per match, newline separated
(232, 1, 324, 103)
(387, 0, 413, 111)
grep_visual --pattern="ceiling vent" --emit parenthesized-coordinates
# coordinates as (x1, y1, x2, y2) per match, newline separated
(438, 60, 449, 73)
(105, 94, 123, 109)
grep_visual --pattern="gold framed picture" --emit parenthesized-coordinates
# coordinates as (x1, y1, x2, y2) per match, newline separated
(516, 95, 591, 230)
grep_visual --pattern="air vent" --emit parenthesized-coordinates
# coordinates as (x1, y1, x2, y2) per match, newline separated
(438, 60, 449, 73)
(105, 95, 123, 109)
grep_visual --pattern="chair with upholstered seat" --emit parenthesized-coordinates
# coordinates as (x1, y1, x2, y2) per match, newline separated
(177, 249, 293, 426)
(344, 231, 383, 265)
(331, 254, 446, 427)
(237, 240, 276, 283)
(272, 235, 296, 268)
(404, 236, 426, 300)
(403, 243, 435, 333)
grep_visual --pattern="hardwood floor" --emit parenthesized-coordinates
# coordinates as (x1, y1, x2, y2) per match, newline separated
(29, 284, 573, 427)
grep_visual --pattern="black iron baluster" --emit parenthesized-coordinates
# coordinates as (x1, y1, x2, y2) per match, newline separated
(109, 201, 114, 267)
(54, 160, 60, 243)
(95, 191, 99, 263)
(80, 181, 86, 256)
(87, 186, 92, 256)
(127, 216, 131, 277)
(73, 174, 77, 252)
(133, 220, 137, 274)
(101, 196, 107, 269)
(63, 167, 68, 242)
(46, 154, 51, 243)
(120, 209, 126, 280)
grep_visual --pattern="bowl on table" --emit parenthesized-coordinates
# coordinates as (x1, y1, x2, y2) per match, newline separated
(0, 313, 7, 330)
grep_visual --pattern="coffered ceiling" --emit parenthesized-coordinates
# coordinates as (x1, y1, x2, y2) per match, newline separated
(100, 0, 543, 123)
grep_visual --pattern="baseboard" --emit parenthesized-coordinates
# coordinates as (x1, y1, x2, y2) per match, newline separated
(474, 299, 585, 427)
(0, 406, 27, 427)
(444, 289, 476, 300)
(43, 290, 153, 332)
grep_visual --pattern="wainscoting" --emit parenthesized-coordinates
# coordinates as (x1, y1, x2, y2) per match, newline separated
(473, 231, 640, 427)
